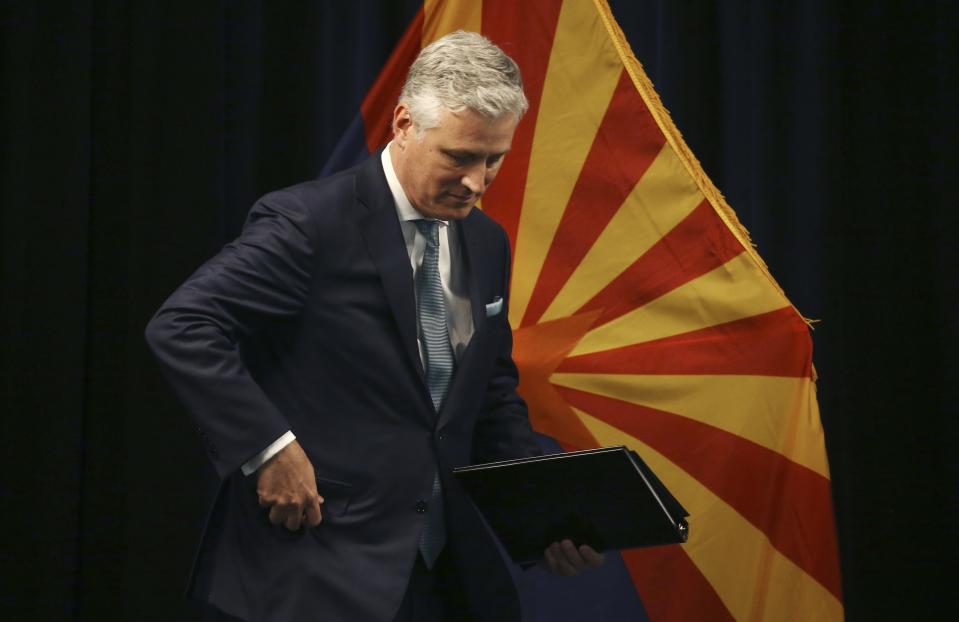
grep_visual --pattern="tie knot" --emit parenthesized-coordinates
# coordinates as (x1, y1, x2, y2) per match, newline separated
(415, 219, 440, 246)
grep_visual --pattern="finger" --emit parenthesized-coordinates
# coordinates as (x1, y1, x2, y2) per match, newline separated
(554, 555, 578, 577)
(258, 493, 271, 508)
(304, 500, 323, 527)
(283, 508, 303, 531)
(560, 539, 587, 572)
(579, 545, 605, 567)
(545, 543, 577, 577)
(543, 545, 559, 574)
(268, 504, 285, 526)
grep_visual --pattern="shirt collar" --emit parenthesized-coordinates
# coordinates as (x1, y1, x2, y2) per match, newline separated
(381, 142, 448, 227)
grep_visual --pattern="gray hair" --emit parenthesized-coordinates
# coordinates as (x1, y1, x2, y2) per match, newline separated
(399, 30, 528, 133)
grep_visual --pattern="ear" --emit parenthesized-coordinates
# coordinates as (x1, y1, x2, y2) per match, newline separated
(392, 104, 414, 148)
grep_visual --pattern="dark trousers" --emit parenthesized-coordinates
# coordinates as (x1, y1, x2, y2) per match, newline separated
(392, 549, 472, 622)
(203, 550, 472, 622)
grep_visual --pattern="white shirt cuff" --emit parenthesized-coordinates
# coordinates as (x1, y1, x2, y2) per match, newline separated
(240, 430, 296, 476)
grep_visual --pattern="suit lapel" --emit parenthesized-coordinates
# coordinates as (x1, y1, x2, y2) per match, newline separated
(355, 155, 429, 400)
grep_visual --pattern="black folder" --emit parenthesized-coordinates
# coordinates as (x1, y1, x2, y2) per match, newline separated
(453, 446, 689, 564)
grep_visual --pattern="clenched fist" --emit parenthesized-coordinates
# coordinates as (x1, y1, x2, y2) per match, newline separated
(256, 440, 324, 531)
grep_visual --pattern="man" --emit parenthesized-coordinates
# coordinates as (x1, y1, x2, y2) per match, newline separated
(146, 31, 600, 622)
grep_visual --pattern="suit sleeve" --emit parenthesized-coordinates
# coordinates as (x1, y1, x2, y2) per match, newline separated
(145, 190, 317, 479)
(471, 231, 543, 464)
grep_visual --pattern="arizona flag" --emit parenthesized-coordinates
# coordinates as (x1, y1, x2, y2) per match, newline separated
(327, 1, 844, 620)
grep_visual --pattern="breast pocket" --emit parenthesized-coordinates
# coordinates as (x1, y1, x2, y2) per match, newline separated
(484, 296, 503, 318)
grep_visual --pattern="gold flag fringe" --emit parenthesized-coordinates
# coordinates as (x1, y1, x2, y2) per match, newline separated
(593, 0, 815, 328)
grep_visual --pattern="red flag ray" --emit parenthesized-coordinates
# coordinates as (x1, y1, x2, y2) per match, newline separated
(623, 547, 736, 621)
(559, 307, 813, 378)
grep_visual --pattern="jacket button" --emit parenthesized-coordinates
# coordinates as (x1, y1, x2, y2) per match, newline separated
(437, 432, 445, 441)
(415, 500, 428, 514)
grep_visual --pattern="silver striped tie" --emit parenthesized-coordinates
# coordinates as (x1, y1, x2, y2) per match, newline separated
(415, 219, 450, 568)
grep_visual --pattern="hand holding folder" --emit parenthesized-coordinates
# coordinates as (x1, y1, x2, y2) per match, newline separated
(542, 539, 605, 576)
(453, 446, 689, 564)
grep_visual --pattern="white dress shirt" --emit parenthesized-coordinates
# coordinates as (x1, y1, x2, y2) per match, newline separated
(241, 145, 473, 475)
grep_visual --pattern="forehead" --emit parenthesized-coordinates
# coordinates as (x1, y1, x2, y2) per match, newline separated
(427, 108, 518, 152)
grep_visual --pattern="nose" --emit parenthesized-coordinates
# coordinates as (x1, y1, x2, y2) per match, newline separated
(461, 162, 489, 195)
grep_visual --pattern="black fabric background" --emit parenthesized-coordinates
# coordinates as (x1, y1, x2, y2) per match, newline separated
(2, 2, 956, 620)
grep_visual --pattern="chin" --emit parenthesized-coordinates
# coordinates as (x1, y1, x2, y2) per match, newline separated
(445, 204, 475, 220)
(427, 201, 474, 220)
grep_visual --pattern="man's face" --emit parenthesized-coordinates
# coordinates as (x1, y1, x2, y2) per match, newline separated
(390, 104, 518, 221)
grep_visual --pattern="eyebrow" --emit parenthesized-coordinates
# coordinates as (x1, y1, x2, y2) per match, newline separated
(442, 149, 477, 159)
(442, 148, 508, 160)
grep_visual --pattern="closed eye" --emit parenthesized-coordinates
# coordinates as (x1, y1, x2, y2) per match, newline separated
(442, 150, 507, 168)
(443, 150, 474, 166)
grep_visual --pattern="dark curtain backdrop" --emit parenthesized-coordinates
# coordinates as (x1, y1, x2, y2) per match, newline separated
(2, 2, 956, 620)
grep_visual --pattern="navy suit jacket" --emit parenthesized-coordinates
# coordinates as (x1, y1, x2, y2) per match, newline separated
(145, 153, 541, 621)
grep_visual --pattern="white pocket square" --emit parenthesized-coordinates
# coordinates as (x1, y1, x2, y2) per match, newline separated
(485, 296, 503, 317)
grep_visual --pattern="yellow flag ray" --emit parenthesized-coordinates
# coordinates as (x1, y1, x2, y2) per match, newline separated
(540, 143, 704, 323)
(553, 373, 829, 477)
(575, 408, 843, 622)
(571, 253, 789, 356)
(509, 0, 622, 327)
(423, 0, 481, 45)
